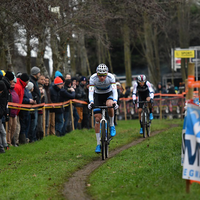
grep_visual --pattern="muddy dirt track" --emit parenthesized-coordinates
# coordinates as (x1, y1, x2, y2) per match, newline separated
(63, 128, 173, 200)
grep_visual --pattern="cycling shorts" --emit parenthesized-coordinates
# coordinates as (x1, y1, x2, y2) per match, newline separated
(94, 91, 113, 114)
(138, 93, 150, 109)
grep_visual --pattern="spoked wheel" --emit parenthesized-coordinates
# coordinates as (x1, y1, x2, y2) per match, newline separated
(146, 118, 151, 137)
(105, 125, 109, 158)
(101, 121, 106, 160)
(142, 112, 146, 138)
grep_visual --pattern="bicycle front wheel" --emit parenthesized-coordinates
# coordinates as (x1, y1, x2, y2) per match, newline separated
(142, 111, 146, 138)
(101, 121, 106, 160)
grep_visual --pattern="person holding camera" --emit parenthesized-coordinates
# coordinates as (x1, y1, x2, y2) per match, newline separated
(60, 79, 75, 135)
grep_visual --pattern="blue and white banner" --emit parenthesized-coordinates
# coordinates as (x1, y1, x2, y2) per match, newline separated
(182, 103, 200, 181)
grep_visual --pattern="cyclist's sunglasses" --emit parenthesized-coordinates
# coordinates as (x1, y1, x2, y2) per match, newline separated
(97, 73, 107, 77)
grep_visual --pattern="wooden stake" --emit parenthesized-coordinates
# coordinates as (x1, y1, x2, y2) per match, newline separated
(186, 62, 195, 193)
(70, 101, 74, 131)
(42, 107, 46, 137)
(123, 100, 127, 121)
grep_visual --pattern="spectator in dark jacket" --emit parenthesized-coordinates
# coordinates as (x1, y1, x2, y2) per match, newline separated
(29, 66, 41, 142)
(61, 79, 75, 135)
(44, 76, 52, 135)
(75, 76, 87, 129)
(50, 76, 64, 136)
(1, 71, 15, 150)
(20, 82, 36, 144)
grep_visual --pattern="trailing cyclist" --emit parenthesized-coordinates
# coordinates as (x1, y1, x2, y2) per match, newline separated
(132, 75, 154, 134)
(88, 64, 118, 153)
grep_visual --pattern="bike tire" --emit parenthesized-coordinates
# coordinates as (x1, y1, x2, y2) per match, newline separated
(142, 111, 146, 138)
(105, 123, 109, 158)
(101, 121, 106, 160)
(146, 114, 151, 137)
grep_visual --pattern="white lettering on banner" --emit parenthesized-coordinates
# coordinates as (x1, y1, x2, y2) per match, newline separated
(182, 103, 200, 181)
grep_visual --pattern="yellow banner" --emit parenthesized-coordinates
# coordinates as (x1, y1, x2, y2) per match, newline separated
(174, 50, 195, 58)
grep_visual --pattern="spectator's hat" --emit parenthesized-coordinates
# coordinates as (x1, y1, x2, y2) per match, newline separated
(26, 81, 34, 91)
(54, 76, 63, 85)
(0, 82, 4, 91)
(20, 73, 29, 82)
(5, 71, 14, 81)
(1, 70, 5, 76)
(31, 66, 40, 75)
(80, 76, 87, 82)
(55, 71, 63, 78)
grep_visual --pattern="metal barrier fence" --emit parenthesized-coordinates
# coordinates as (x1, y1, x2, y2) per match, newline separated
(117, 94, 185, 120)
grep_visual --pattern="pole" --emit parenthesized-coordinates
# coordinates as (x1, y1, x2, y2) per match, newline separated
(70, 101, 74, 131)
(123, 100, 127, 121)
(159, 93, 162, 120)
(186, 62, 195, 193)
(42, 107, 46, 137)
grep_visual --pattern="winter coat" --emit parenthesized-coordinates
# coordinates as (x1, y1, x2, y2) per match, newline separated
(49, 84, 63, 114)
(1, 76, 12, 117)
(30, 75, 41, 104)
(10, 88, 19, 117)
(14, 78, 28, 115)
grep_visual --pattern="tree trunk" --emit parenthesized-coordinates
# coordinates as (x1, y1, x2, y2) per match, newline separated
(143, 14, 160, 86)
(78, 31, 87, 76)
(123, 23, 132, 87)
(178, 0, 190, 82)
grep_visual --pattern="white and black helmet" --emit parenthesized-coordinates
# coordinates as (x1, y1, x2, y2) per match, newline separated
(96, 64, 108, 74)
(137, 75, 146, 83)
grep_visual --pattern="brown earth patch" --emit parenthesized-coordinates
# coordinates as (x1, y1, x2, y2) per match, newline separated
(63, 125, 178, 200)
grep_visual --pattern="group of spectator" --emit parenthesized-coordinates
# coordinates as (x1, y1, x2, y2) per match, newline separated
(0, 67, 90, 153)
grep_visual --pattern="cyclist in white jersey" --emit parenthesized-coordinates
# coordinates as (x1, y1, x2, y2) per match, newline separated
(132, 75, 154, 134)
(88, 64, 118, 153)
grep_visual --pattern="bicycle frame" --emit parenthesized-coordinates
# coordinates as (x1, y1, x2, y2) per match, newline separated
(93, 105, 114, 160)
(137, 101, 151, 138)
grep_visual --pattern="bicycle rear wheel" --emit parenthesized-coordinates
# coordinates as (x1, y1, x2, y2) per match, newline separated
(101, 121, 106, 160)
(142, 112, 146, 138)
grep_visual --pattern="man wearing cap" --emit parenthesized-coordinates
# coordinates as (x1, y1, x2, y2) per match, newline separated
(50, 76, 64, 136)
(29, 66, 41, 142)
(14, 72, 30, 145)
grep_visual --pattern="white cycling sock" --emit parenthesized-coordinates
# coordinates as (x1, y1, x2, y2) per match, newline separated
(96, 133, 101, 145)
(109, 116, 114, 126)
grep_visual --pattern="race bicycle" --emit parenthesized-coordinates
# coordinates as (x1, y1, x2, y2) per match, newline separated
(92, 105, 114, 160)
(137, 101, 152, 138)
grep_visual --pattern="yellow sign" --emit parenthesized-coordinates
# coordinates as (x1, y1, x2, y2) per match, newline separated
(175, 50, 195, 58)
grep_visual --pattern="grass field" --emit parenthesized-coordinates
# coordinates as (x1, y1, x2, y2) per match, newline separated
(0, 119, 196, 200)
